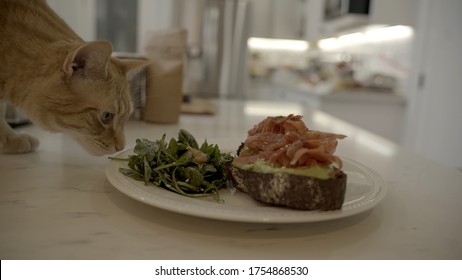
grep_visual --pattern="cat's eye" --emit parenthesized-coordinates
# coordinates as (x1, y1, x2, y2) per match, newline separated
(99, 111, 114, 125)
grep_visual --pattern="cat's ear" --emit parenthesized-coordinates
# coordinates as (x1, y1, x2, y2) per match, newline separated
(119, 59, 150, 76)
(63, 41, 112, 79)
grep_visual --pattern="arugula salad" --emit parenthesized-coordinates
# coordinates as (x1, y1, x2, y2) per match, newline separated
(110, 129, 234, 201)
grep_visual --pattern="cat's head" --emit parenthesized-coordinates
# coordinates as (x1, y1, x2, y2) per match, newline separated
(37, 41, 147, 155)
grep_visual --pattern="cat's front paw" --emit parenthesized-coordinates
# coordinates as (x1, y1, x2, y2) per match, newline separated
(0, 133, 40, 154)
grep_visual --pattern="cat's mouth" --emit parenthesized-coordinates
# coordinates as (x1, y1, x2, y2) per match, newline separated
(72, 134, 123, 156)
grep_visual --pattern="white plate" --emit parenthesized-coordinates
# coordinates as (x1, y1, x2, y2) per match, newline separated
(105, 151, 387, 223)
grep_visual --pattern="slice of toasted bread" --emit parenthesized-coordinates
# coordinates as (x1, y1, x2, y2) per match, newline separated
(229, 166, 347, 210)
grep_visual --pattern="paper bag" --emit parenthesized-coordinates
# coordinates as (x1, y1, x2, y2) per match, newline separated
(143, 29, 187, 123)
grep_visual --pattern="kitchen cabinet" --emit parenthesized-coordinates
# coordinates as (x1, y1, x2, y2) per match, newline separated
(305, 0, 369, 40)
(369, 0, 419, 27)
(248, 80, 406, 144)
(318, 92, 405, 144)
(305, 0, 419, 40)
(248, 0, 305, 39)
(322, 0, 370, 36)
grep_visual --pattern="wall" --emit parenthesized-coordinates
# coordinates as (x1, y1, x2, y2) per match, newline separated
(403, 0, 462, 169)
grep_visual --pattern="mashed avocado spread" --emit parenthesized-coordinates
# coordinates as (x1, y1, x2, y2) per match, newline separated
(233, 160, 333, 180)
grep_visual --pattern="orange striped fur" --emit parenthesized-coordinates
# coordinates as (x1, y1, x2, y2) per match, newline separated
(0, 0, 146, 155)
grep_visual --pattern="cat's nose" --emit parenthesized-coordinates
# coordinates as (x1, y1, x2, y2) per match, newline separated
(114, 137, 125, 152)
(115, 142, 124, 152)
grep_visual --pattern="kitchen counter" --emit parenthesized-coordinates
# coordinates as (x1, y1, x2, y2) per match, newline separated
(249, 79, 407, 106)
(1, 99, 461, 259)
(249, 80, 407, 143)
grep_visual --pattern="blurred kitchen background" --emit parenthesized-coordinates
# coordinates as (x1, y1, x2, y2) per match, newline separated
(44, 0, 462, 170)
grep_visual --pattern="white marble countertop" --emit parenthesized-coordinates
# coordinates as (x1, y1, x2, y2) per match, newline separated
(1, 99, 461, 259)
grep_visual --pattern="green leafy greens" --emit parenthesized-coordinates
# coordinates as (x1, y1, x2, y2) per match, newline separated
(110, 129, 234, 201)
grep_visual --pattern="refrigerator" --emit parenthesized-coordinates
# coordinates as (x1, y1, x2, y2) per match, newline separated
(181, 0, 250, 99)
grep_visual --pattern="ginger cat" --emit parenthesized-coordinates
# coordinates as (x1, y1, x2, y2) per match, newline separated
(0, 0, 146, 155)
